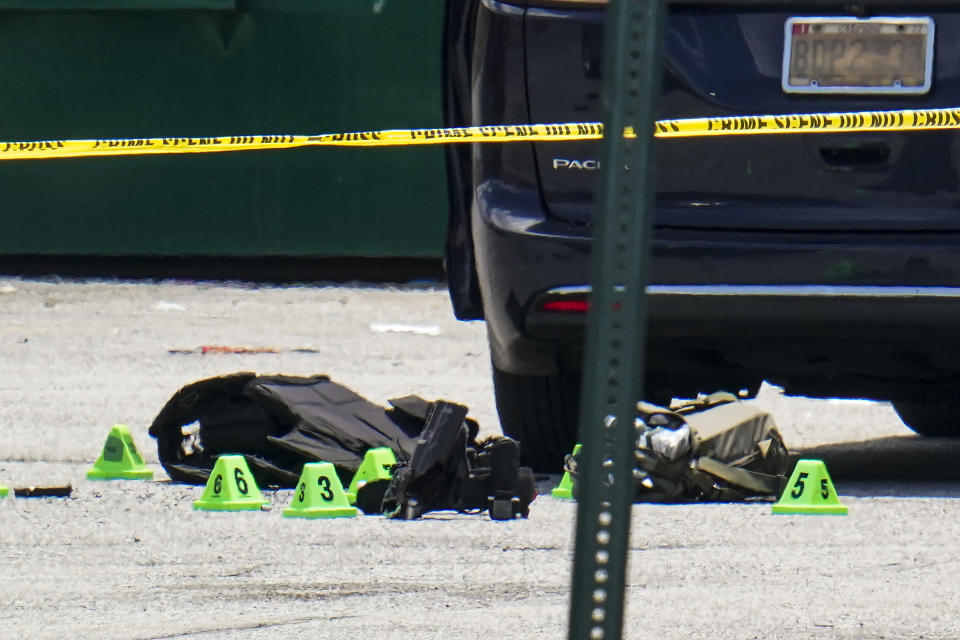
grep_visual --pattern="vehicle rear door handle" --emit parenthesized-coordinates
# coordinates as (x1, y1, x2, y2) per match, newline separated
(815, 137, 897, 172)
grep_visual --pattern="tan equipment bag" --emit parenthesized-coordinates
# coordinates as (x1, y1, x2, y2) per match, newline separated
(567, 392, 791, 503)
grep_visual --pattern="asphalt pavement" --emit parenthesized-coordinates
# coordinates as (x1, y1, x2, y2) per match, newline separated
(1, 276, 958, 639)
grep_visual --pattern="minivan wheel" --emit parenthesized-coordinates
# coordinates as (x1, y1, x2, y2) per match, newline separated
(892, 400, 960, 437)
(492, 365, 581, 472)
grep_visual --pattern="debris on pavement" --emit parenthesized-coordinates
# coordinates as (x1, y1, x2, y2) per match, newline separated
(369, 322, 441, 336)
(167, 346, 320, 355)
(153, 301, 187, 312)
(14, 485, 73, 498)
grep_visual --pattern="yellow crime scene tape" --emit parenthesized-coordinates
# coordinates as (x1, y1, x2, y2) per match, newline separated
(3, 106, 960, 161)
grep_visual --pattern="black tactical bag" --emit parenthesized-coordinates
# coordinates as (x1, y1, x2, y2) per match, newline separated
(149, 372, 425, 487)
(381, 401, 536, 520)
(567, 392, 791, 503)
(148, 373, 536, 518)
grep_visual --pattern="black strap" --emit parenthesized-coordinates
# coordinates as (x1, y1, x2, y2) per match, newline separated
(695, 456, 787, 497)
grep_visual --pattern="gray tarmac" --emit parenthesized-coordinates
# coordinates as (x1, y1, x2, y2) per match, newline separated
(1, 277, 959, 639)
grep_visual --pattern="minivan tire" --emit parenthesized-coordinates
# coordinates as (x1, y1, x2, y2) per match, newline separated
(492, 365, 581, 472)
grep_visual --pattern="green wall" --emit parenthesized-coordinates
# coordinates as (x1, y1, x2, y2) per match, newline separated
(0, 0, 447, 257)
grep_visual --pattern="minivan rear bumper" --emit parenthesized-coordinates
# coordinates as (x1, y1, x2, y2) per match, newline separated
(473, 179, 960, 397)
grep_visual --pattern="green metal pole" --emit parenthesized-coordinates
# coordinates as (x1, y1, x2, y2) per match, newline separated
(568, 1, 666, 639)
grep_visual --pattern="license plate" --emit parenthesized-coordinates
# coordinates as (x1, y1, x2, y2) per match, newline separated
(782, 17, 934, 94)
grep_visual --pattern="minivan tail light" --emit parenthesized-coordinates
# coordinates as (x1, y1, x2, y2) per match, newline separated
(541, 299, 591, 312)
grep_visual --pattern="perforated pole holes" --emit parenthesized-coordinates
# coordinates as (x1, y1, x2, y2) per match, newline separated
(567, 0, 666, 638)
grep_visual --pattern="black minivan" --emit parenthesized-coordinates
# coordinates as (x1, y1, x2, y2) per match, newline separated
(444, 0, 960, 470)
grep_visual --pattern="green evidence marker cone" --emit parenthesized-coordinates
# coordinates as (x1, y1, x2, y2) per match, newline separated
(772, 458, 848, 515)
(193, 455, 268, 511)
(86, 424, 154, 480)
(283, 462, 357, 519)
(551, 443, 582, 499)
(346, 447, 396, 504)
(0, 484, 8, 498)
